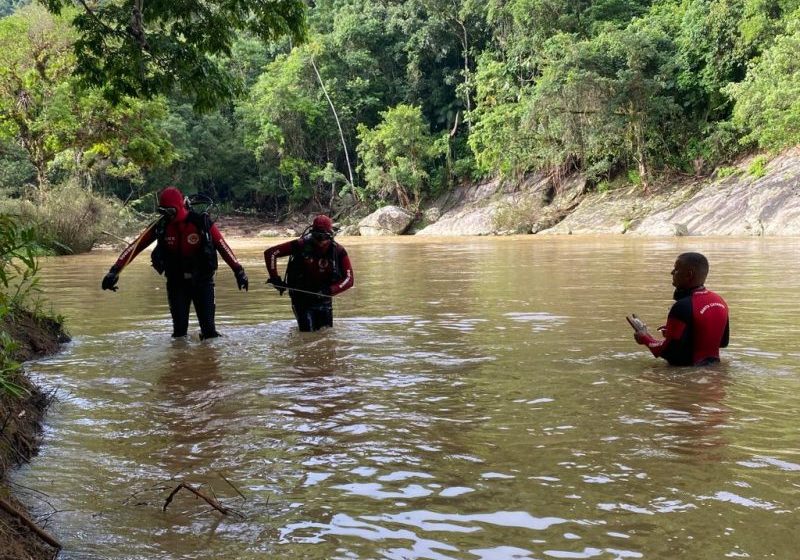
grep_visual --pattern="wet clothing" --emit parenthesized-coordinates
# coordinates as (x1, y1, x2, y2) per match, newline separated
(111, 211, 243, 338)
(293, 304, 334, 332)
(113, 214, 241, 280)
(264, 237, 354, 332)
(167, 276, 216, 339)
(636, 286, 730, 366)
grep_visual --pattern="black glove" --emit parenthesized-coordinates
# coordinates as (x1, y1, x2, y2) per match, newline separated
(235, 268, 249, 291)
(268, 277, 287, 295)
(101, 267, 119, 291)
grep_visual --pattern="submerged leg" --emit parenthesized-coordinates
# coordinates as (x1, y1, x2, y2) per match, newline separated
(310, 306, 333, 331)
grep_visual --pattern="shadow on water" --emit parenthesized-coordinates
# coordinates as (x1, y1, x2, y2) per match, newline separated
(152, 340, 226, 474)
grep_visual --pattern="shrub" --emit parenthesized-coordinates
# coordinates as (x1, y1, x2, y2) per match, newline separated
(493, 196, 540, 234)
(0, 214, 40, 396)
(2, 182, 141, 255)
(627, 169, 643, 187)
(357, 104, 441, 211)
(748, 155, 769, 178)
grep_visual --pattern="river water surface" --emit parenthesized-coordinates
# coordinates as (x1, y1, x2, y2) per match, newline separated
(15, 236, 800, 559)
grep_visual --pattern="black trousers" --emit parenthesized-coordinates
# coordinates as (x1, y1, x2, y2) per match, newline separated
(291, 300, 333, 332)
(166, 275, 218, 339)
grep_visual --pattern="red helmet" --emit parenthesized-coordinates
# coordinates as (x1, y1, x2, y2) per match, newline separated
(158, 186, 184, 209)
(157, 186, 187, 220)
(312, 214, 334, 233)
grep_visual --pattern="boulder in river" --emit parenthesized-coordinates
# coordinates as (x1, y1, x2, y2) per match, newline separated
(358, 206, 414, 236)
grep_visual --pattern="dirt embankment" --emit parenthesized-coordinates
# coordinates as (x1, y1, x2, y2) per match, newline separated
(0, 311, 69, 560)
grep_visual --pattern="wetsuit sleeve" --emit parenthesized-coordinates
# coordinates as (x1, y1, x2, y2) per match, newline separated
(209, 224, 242, 272)
(112, 224, 157, 272)
(328, 249, 354, 296)
(636, 299, 692, 363)
(264, 240, 296, 279)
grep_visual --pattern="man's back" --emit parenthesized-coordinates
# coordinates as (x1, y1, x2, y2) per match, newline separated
(690, 288, 729, 364)
(663, 287, 729, 366)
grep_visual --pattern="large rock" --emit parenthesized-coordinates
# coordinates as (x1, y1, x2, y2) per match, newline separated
(337, 224, 360, 236)
(414, 173, 586, 236)
(634, 152, 800, 235)
(415, 178, 504, 235)
(358, 205, 414, 236)
(539, 182, 693, 235)
(539, 149, 800, 236)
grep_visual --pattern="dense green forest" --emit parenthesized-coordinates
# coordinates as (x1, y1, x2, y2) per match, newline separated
(1, 0, 799, 247)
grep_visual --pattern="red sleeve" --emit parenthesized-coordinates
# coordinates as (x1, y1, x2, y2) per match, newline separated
(720, 319, 730, 348)
(210, 224, 242, 272)
(636, 315, 687, 358)
(328, 252, 354, 295)
(264, 240, 296, 279)
(113, 223, 157, 271)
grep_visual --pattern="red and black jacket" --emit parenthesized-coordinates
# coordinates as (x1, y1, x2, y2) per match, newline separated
(264, 237, 354, 301)
(112, 213, 242, 280)
(638, 286, 730, 366)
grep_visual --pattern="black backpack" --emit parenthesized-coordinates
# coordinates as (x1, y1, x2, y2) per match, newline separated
(151, 211, 218, 277)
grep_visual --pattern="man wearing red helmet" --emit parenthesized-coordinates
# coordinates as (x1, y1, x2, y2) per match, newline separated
(101, 186, 249, 339)
(265, 214, 354, 331)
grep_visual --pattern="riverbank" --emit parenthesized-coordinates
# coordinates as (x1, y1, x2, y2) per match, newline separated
(0, 310, 69, 560)
(411, 148, 800, 236)
(211, 148, 800, 238)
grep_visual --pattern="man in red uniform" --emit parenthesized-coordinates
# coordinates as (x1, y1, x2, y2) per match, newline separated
(630, 252, 729, 366)
(265, 215, 354, 331)
(101, 186, 248, 339)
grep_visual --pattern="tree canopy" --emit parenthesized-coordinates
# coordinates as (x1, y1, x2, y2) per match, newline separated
(40, 0, 306, 110)
(1, 0, 799, 218)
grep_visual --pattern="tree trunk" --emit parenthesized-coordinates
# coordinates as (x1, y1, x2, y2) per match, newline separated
(310, 56, 357, 201)
(457, 19, 471, 135)
(632, 113, 649, 193)
(395, 181, 411, 209)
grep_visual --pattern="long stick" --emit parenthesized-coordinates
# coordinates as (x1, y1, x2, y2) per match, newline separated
(265, 282, 333, 299)
(163, 482, 230, 515)
(0, 496, 62, 550)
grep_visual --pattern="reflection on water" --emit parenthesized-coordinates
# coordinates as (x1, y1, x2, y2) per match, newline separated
(14, 236, 800, 559)
(638, 367, 732, 461)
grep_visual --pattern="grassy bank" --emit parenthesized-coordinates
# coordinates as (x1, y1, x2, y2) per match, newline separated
(0, 308, 69, 560)
(0, 213, 70, 559)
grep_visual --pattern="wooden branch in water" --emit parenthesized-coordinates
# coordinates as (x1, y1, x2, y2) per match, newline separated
(163, 482, 230, 515)
(0, 496, 62, 550)
(216, 471, 246, 501)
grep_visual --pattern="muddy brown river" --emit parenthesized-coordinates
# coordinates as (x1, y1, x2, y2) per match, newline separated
(14, 236, 800, 559)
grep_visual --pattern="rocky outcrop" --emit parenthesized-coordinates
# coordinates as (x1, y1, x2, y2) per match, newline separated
(416, 148, 800, 236)
(415, 178, 505, 235)
(358, 205, 414, 236)
(218, 149, 800, 237)
(633, 152, 800, 236)
(539, 181, 702, 235)
(414, 171, 586, 236)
